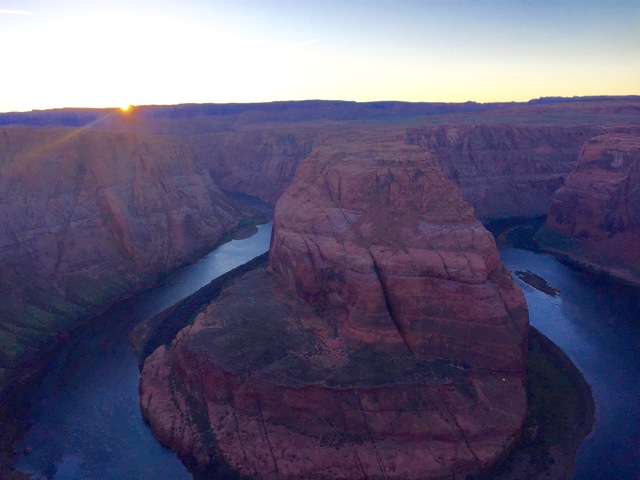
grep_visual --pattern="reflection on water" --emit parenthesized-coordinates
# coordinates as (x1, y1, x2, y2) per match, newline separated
(16, 223, 272, 480)
(499, 246, 640, 480)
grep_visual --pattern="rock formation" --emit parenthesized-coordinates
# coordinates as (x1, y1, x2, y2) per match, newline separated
(140, 130, 529, 479)
(2, 97, 638, 475)
(180, 123, 610, 225)
(0, 126, 240, 394)
(191, 123, 607, 221)
(407, 125, 603, 221)
(192, 129, 316, 205)
(537, 133, 640, 284)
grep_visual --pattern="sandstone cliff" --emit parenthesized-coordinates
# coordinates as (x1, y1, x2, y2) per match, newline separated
(192, 123, 605, 221)
(192, 129, 316, 205)
(0, 126, 240, 394)
(140, 130, 528, 479)
(407, 125, 604, 221)
(537, 133, 640, 285)
(270, 130, 528, 370)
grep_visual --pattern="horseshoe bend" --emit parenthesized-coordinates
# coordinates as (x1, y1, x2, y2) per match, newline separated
(139, 131, 529, 479)
(2, 98, 638, 479)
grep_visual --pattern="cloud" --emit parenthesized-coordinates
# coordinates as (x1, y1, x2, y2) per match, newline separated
(0, 9, 33, 15)
(296, 37, 323, 48)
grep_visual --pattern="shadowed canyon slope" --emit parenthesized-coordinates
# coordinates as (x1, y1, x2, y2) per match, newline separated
(407, 125, 605, 220)
(140, 131, 529, 479)
(192, 130, 316, 205)
(0, 127, 239, 393)
(538, 133, 640, 284)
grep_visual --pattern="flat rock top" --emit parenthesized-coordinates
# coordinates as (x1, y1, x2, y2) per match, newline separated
(183, 267, 462, 389)
(582, 133, 640, 151)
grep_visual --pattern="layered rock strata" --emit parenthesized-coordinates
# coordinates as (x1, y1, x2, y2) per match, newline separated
(140, 131, 529, 479)
(192, 124, 605, 220)
(193, 129, 316, 205)
(538, 133, 640, 284)
(407, 125, 603, 221)
(0, 126, 239, 393)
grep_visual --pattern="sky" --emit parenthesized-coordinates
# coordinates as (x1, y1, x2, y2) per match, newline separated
(1, 0, 638, 112)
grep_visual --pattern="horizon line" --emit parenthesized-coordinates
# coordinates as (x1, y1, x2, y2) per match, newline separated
(2, 94, 640, 115)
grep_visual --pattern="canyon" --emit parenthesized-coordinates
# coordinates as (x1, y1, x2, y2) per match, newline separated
(538, 133, 640, 285)
(1, 97, 639, 478)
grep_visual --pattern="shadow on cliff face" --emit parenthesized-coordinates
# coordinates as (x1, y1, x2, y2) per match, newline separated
(485, 216, 546, 252)
(2, 99, 635, 479)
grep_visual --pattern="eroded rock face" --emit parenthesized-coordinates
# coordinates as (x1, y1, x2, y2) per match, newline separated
(193, 129, 316, 205)
(0, 127, 239, 391)
(270, 131, 527, 371)
(538, 133, 640, 284)
(190, 123, 605, 221)
(407, 125, 603, 221)
(140, 130, 528, 479)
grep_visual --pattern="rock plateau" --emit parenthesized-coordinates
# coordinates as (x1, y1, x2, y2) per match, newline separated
(140, 131, 529, 479)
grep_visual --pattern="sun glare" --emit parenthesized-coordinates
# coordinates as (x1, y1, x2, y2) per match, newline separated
(119, 104, 132, 113)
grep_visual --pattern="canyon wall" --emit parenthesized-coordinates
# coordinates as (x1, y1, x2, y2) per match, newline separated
(538, 133, 640, 284)
(190, 124, 605, 220)
(0, 126, 240, 394)
(408, 125, 604, 221)
(140, 130, 529, 479)
(192, 129, 316, 205)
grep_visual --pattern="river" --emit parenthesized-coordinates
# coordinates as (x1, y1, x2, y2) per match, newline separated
(15, 223, 273, 480)
(13, 222, 640, 479)
(499, 245, 640, 480)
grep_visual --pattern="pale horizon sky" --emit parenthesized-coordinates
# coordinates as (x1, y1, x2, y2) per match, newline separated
(1, 0, 639, 112)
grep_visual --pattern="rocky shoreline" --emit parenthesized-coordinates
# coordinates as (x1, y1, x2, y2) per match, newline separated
(128, 263, 593, 480)
(538, 244, 640, 288)
(135, 129, 598, 479)
(537, 133, 640, 287)
(5, 99, 635, 477)
(129, 257, 594, 480)
(489, 327, 595, 480)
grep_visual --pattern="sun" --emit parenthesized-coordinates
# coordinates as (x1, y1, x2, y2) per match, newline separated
(119, 104, 133, 113)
